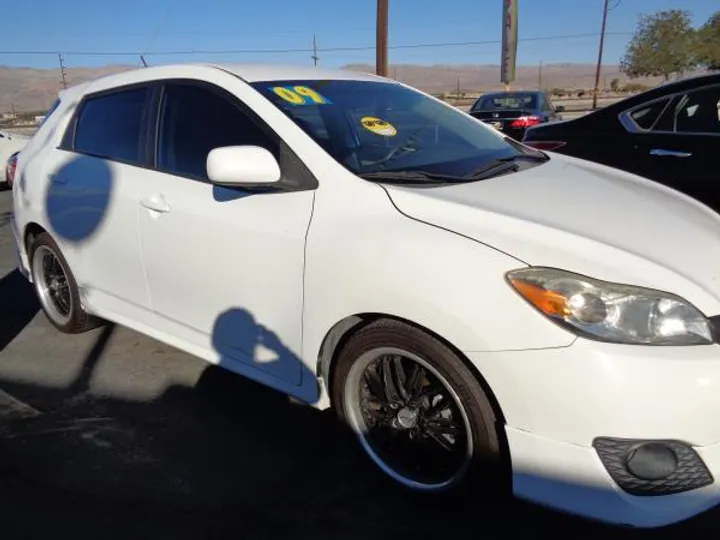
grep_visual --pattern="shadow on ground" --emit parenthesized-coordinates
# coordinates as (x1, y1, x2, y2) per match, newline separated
(0, 269, 39, 352)
(0, 320, 717, 540)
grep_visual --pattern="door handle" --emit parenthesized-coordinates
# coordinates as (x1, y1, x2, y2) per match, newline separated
(140, 195, 171, 213)
(649, 148, 692, 158)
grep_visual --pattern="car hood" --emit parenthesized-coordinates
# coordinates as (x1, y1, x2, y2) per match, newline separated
(384, 153, 720, 313)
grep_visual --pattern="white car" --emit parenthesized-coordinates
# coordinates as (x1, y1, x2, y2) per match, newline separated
(0, 130, 29, 189)
(10, 63, 720, 528)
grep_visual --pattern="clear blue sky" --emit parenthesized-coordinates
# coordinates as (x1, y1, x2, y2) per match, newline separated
(1, 0, 717, 69)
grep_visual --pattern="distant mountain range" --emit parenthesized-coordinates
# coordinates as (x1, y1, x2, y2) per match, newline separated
(0, 62, 688, 113)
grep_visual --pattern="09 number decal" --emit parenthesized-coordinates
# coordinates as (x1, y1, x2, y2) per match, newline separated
(270, 85, 332, 105)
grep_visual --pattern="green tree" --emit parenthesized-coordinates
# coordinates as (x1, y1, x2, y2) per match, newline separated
(620, 9, 696, 81)
(610, 78, 620, 92)
(696, 11, 720, 71)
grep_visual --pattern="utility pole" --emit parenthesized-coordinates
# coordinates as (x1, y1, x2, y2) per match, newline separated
(538, 60, 543, 90)
(58, 53, 68, 90)
(376, 0, 389, 76)
(592, 0, 609, 110)
(311, 35, 319, 66)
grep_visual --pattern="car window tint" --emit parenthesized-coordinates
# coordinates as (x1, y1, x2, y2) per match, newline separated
(74, 87, 149, 163)
(157, 84, 277, 180)
(629, 98, 670, 130)
(674, 86, 720, 134)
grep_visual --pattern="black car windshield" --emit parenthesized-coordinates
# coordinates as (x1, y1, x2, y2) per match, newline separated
(251, 79, 539, 180)
(474, 93, 538, 110)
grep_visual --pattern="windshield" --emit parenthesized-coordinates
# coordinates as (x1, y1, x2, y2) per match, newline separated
(474, 93, 538, 110)
(251, 79, 531, 179)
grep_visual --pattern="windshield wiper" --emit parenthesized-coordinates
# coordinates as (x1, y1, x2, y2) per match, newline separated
(358, 170, 466, 184)
(360, 153, 549, 184)
(465, 153, 548, 180)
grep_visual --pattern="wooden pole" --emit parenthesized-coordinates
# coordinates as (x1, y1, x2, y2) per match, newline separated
(592, 0, 609, 110)
(312, 35, 319, 66)
(376, 0, 389, 76)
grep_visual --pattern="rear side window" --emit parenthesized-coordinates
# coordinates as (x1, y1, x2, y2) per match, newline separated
(74, 87, 150, 164)
(628, 98, 670, 130)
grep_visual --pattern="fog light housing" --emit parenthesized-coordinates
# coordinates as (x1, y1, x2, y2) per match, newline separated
(626, 442, 678, 480)
(593, 437, 713, 496)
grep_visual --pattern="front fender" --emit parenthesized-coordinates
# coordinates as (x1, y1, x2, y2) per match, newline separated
(301, 185, 576, 368)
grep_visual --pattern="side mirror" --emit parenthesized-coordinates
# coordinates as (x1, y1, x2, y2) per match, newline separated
(206, 146, 281, 187)
(555, 105, 565, 113)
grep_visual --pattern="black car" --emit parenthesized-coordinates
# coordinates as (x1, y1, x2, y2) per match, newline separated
(523, 73, 720, 211)
(468, 90, 565, 140)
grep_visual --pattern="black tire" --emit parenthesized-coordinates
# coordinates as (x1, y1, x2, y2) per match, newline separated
(332, 318, 509, 497)
(29, 232, 102, 334)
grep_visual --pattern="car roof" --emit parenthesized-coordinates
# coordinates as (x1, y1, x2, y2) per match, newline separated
(601, 72, 720, 115)
(209, 63, 388, 83)
(63, 63, 390, 97)
(480, 90, 544, 97)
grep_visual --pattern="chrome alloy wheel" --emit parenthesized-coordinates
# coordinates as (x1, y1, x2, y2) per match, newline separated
(343, 347, 473, 491)
(32, 245, 73, 326)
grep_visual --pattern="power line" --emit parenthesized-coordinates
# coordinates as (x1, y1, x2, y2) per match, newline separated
(138, 0, 174, 67)
(0, 31, 633, 57)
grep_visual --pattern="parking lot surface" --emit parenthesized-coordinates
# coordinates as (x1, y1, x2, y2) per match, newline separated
(0, 190, 717, 538)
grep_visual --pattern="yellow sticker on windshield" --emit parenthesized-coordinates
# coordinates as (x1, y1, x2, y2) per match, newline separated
(360, 116, 397, 137)
(270, 86, 331, 105)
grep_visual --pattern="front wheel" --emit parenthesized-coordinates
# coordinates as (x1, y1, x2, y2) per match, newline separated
(332, 319, 508, 494)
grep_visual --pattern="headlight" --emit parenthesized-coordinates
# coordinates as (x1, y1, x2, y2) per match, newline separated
(507, 267, 713, 345)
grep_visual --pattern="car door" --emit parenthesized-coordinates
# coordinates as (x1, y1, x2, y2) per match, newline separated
(605, 95, 677, 182)
(137, 80, 316, 386)
(46, 84, 154, 323)
(626, 85, 720, 210)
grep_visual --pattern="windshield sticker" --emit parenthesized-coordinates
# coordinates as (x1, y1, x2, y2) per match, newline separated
(270, 86, 331, 105)
(360, 116, 397, 137)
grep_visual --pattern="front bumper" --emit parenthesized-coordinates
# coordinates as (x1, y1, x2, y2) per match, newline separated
(467, 339, 720, 527)
(508, 428, 720, 528)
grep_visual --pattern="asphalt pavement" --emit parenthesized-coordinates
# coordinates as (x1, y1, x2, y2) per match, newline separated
(0, 189, 717, 539)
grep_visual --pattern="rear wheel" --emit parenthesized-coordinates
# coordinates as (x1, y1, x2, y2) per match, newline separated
(332, 319, 507, 494)
(29, 232, 101, 333)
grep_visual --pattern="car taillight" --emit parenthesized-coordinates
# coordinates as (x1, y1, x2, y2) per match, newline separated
(509, 116, 541, 128)
(523, 140, 567, 151)
(6, 154, 18, 187)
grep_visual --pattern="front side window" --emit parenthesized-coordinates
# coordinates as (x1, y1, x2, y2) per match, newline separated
(252, 80, 531, 179)
(74, 87, 149, 163)
(674, 86, 720, 134)
(157, 84, 277, 180)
